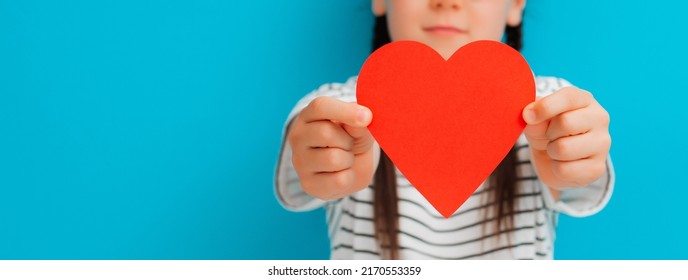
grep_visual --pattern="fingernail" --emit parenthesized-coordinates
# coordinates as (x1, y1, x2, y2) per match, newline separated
(524, 109, 536, 123)
(357, 107, 371, 124)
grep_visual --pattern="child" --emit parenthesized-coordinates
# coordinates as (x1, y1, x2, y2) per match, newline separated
(275, 0, 613, 259)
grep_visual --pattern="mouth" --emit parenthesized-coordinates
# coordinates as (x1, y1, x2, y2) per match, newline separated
(423, 26, 467, 36)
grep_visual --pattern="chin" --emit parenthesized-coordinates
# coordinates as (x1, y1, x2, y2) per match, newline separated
(434, 45, 464, 60)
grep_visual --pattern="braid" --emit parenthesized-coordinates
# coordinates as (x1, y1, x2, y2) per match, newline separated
(371, 15, 400, 260)
(372, 15, 392, 52)
(505, 23, 523, 51)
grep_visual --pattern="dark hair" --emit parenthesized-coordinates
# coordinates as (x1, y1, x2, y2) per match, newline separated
(371, 15, 524, 259)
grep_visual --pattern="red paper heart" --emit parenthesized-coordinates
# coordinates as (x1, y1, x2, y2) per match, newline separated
(356, 40, 535, 218)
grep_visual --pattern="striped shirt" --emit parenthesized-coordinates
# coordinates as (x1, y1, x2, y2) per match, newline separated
(274, 76, 614, 259)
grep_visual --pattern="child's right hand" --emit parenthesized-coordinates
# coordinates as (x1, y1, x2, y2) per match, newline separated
(287, 96, 378, 200)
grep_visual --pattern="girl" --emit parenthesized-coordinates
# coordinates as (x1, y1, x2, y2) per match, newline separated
(275, 0, 613, 259)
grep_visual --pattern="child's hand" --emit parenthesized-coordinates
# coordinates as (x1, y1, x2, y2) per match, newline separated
(522, 87, 611, 194)
(287, 96, 378, 200)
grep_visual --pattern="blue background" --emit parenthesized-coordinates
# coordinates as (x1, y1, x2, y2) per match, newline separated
(0, 0, 685, 259)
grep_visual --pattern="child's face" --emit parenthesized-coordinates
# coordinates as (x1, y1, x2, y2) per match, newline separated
(373, 0, 526, 59)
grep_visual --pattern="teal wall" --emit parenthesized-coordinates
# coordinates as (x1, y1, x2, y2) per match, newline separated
(1, 0, 685, 259)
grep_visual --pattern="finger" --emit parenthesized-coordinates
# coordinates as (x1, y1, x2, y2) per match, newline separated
(523, 120, 550, 151)
(550, 157, 608, 187)
(547, 132, 611, 161)
(342, 124, 375, 155)
(523, 87, 594, 125)
(303, 147, 355, 173)
(307, 169, 356, 200)
(299, 96, 372, 128)
(301, 120, 355, 150)
(545, 107, 595, 141)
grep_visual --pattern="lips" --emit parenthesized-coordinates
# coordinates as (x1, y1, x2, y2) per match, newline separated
(423, 26, 466, 36)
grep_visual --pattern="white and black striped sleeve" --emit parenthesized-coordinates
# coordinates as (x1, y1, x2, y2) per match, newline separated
(274, 79, 358, 211)
(542, 156, 615, 217)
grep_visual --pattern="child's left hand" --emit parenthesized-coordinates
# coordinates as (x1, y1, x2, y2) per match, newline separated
(521, 87, 611, 196)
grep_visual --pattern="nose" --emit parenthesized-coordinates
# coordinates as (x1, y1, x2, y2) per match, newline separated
(430, 0, 461, 11)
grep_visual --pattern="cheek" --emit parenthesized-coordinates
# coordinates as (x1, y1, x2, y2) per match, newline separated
(386, 0, 428, 42)
(470, 16, 508, 41)
(387, 12, 422, 41)
(467, 5, 511, 41)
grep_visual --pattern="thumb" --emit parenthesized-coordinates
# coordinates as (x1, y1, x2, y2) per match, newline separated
(300, 97, 373, 127)
(522, 97, 543, 125)
(522, 98, 550, 151)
